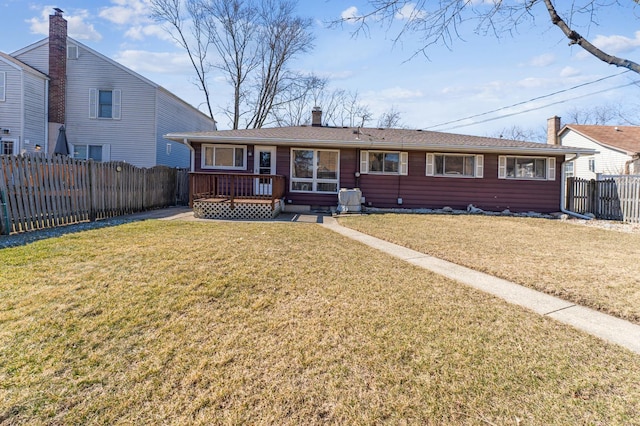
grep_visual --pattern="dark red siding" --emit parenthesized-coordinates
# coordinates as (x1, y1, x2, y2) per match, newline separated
(191, 143, 564, 213)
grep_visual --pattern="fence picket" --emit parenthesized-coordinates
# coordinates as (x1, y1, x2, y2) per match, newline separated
(567, 176, 640, 223)
(0, 155, 187, 235)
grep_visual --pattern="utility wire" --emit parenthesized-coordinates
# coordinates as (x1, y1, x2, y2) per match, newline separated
(436, 80, 640, 132)
(424, 70, 632, 130)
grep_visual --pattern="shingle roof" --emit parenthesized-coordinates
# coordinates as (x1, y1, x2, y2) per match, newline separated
(562, 124, 640, 155)
(166, 126, 595, 155)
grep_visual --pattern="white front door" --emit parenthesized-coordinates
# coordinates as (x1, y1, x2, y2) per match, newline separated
(254, 146, 277, 195)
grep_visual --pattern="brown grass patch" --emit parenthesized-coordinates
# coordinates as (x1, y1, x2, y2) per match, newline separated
(1, 220, 639, 424)
(338, 214, 640, 323)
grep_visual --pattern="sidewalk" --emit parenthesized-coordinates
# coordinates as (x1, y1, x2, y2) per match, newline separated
(321, 216, 640, 355)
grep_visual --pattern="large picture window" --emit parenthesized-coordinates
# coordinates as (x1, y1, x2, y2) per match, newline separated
(426, 153, 483, 178)
(291, 148, 339, 193)
(498, 156, 556, 181)
(202, 144, 246, 170)
(360, 150, 408, 175)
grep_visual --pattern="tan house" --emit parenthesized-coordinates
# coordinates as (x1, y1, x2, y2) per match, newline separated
(548, 116, 640, 179)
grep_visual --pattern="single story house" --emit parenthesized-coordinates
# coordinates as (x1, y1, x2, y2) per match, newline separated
(547, 116, 640, 179)
(165, 111, 596, 218)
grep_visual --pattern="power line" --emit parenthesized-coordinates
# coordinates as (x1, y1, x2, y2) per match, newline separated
(436, 80, 640, 132)
(424, 70, 632, 131)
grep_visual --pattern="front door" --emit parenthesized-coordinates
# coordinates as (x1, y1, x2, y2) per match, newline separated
(254, 146, 277, 195)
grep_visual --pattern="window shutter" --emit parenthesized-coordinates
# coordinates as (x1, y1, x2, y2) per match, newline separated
(112, 89, 121, 120)
(498, 156, 507, 179)
(360, 150, 369, 174)
(547, 157, 556, 181)
(400, 152, 408, 175)
(425, 153, 434, 176)
(0, 72, 5, 101)
(102, 144, 111, 162)
(89, 88, 97, 118)
(475, 155, 484, 178)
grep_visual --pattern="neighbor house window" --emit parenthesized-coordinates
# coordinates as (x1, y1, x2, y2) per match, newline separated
(360, 150, 408, 175)
(565, 162, 574, 178)
(201, 144, 246, 170)
(588, 158, 596, 172)
(1, 139, 14, 155)
(73, 144, 104, 161)
(67, 44, 78, 59)
(89, 88, 121, 119)
(426, 153, 483, 178)
(498, 156, 556, 181)
(290, 148, 339, 193)
(0, 71, 5, 102)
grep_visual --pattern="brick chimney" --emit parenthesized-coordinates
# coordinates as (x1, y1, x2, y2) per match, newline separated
(48, 8, 67, 125)
(311, 106, 322, 127)
(547, 116, 561, 145)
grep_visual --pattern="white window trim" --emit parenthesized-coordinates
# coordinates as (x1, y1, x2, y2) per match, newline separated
(498, 156, 556, 181)
(67, 44, 78, 59)
(89, 88, 121, 120)
(290, 148, 340, 193)
(1, 138, 17, 155)
(360, 150, 408, 175)
(201, 144, 247, 170)
(71, 143, 110, 162)
(426, 153, 483, 178)
(0, 71, 5, 102)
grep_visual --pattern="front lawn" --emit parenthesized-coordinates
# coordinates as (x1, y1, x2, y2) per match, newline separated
(1, 220, 639, 424)
(337, 214, 640, 324)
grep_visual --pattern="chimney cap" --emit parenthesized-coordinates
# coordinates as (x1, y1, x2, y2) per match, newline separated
(53, 7, 64, 15)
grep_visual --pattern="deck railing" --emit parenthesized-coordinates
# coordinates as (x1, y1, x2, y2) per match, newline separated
(189, 172, 286, 210)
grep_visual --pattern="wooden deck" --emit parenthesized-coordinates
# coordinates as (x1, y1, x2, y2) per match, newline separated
(192, 196, 283, 220)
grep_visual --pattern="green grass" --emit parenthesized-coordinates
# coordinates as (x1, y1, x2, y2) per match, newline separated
(1, 220, 640, 424)
(338, 213, 640, 324)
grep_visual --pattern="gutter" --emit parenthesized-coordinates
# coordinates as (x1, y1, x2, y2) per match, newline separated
(560, 154, 592, 220)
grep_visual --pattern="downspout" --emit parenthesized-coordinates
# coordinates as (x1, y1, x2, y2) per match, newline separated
(183, 137, 195, 172)
(560, 154, 592, 220)
(44, 79, 49, 153)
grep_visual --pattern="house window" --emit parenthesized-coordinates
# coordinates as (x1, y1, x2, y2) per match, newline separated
(202, 144, 246, 170)
(426, 153, 483, 178)
(89, 88, 121, 119)
(0, 71, 5, 102)
(588, 158, 596, 172)
(360, 150, 408, 175)
(498, 156, 556, 181)
(73, 144, 104, 161)
(290, 148, 339, 193)
(565, 162, 574, 178)
(1, 139, 14, 155)
(67, 45, 78, 59)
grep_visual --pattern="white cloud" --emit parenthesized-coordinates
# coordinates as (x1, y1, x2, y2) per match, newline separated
(376, 86, 424, 101)
(99, 0, 151, 25)
(559, 66, 580, 78)
(529, 53, 555, 67)
(113, 50, 192, 74)
(395, 3, 427, 21)
(340, 6, 359, 22)
(27, 5, 102, 41)
(125, 24, 173, 42)
(592, 31, 640, 54)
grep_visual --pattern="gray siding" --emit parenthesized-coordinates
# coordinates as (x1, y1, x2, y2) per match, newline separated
(22, 72, 47, 150)
(0, 64, 23, 152)
(13, 42, 49, 74)
(155, 89, 215, 168)
(65, 44, 157, 168)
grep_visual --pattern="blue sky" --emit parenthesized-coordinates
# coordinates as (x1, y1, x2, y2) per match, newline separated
(2, 0, 639, 137)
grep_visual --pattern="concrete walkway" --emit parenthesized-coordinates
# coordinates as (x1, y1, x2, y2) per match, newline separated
(320, 216, 640, 355)
(150, 207, 640, 354)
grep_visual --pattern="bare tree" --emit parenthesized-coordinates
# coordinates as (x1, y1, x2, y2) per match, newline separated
(270, 74, 328, 126)
(564, 103, 623, 125)
(149, 0, 216, 119)
(490, 125, 545, 142)
(151, 0, 314, 129)
(377, 106, 404, 128)
(343, 1, 640, 74)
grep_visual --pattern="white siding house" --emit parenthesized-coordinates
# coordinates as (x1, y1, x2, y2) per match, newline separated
(3, 10, 216, 168)
(558, 124, 640, 180)
(0, 52, 48, 155)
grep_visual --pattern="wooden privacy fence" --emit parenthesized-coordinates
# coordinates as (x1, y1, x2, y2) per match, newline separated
(0, 155, 190, 235)
(566, 176, 640, 223)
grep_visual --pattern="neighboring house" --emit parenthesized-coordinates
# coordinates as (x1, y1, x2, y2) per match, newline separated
(0, 52, 48, 155)
(2, 9, 215, 168)
(166, 110, 595, 214)
(547, 116, 640, 179)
